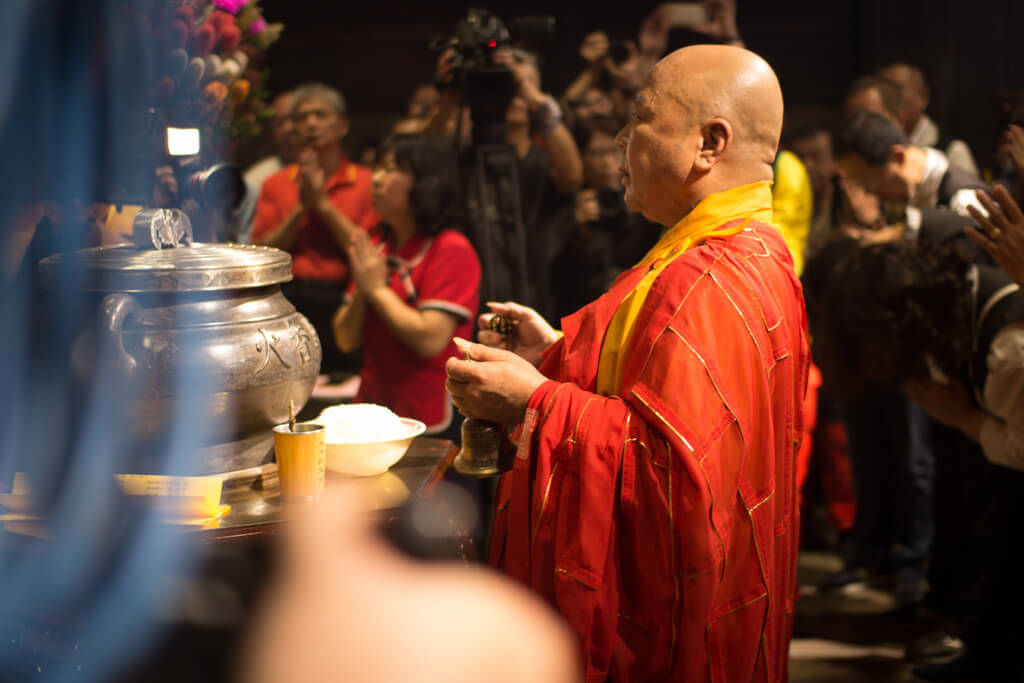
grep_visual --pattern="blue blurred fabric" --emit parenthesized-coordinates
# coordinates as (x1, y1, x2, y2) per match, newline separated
(0, 2, 210, 680)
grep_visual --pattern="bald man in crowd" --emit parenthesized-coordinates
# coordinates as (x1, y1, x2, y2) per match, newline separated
(446, 45, 809, 682)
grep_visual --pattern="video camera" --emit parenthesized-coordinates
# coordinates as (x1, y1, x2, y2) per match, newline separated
(431, 8, 554, 144)
(429, 9, 555, 307)
(165, 126, 245, 212)
(102, 110, 243, 213)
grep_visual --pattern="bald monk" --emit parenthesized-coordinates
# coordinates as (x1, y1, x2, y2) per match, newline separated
(446, 45, 809, 682)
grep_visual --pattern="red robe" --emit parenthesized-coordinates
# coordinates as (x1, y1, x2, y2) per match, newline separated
(490, 220, 810, 682)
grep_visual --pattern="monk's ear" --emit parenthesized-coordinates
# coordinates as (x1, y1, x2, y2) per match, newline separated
(694, 118, 732, 172)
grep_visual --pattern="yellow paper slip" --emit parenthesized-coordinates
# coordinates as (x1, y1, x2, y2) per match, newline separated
(162, 509, 231, 529)
(114, 474, 227, 520)
(0, 473, 230, 535)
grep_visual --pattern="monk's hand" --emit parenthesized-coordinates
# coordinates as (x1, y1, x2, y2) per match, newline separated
(445, 338, 547, 424)
(477, 301, 560, 367)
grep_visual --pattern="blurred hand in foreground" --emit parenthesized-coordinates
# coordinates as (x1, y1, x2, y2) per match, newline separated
(240, 484, 581, 683)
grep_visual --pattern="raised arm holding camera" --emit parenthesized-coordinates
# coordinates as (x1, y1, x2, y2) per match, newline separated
(493, 48, 582, 195)
(561, 31, 613, 112)
(561, 31, 638, 125)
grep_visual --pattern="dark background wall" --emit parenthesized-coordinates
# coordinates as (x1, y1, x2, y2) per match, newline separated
(254, 0, 1024, 172)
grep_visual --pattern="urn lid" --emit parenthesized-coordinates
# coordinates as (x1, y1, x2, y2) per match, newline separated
(38, 242, 293, 293)
(38, 208, 293, 293)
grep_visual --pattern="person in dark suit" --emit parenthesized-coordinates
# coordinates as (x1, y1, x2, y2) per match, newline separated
(841, 110, 990, 246)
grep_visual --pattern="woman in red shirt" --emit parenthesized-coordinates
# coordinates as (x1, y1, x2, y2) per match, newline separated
(332, 135, 481, 441)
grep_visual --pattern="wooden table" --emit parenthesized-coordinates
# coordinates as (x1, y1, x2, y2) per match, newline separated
(205, 437, 460, 542)
(0, 438, 467, 682)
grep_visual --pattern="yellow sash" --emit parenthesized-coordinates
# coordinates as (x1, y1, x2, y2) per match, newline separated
(596, 181, 775, 395)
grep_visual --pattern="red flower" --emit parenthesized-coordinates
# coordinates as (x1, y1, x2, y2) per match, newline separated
(219, 24, 242, 53)
(208, 10, 235, 30)
(173, 6, 194, 29)
(192, 24, 216, 56)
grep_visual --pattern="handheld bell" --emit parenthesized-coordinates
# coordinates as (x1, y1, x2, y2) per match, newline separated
(452, 314, 518, 477)
(453, 418, 514, 477)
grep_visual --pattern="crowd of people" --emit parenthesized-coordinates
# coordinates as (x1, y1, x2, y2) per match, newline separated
(240, 3, 751, 437)
(11, 0, 1024, 679)
(226, 1, 1024, 680)
(795, 59, 1024, 682)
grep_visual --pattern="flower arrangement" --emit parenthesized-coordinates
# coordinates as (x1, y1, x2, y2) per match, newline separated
(151, 0, 283, 156)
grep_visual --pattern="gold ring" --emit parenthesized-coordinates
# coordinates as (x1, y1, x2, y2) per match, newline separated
(991, 227, 1002, 241)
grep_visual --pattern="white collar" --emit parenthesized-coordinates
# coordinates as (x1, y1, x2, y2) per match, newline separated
(910, 147, 949, 209)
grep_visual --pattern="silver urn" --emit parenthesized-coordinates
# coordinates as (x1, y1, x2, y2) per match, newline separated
(38, 219, 322, 474)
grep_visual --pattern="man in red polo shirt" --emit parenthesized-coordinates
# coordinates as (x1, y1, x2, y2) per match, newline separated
(252, 82, 379, 375)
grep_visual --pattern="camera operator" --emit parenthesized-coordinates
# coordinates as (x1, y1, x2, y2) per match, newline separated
(548, 115, 662, 319)
(430, 46, 582, 196)
(427, 18, 582, 317)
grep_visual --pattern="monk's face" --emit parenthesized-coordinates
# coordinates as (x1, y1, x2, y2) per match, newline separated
(615, 71, 703, 226)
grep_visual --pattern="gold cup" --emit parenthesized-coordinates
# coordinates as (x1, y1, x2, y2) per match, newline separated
(273, 422, 326, 500)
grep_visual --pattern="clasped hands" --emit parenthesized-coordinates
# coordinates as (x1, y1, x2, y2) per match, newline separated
(297, 148, 330, 214)
(445, 302, 560, 424)
(296, 147, 360, 249)
(347, 230, 388, 294)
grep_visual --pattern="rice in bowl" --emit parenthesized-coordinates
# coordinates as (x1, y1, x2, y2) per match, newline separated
(318, 403, 408, 443)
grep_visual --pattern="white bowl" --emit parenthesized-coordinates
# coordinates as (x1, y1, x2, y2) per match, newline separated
(322, 417, 426, 477)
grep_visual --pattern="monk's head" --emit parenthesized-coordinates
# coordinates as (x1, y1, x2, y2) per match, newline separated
(615, 45, 784, 227)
